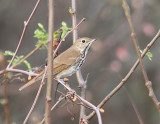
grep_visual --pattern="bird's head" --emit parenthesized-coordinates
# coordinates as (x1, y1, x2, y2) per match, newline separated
(73, 37, 96, 52)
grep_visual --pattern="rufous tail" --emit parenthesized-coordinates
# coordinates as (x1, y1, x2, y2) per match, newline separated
(19, 70, 44, 91)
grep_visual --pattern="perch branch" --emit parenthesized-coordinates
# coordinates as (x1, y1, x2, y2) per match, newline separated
(57, 79, 102, 124)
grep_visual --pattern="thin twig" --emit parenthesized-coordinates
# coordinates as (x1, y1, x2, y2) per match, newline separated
(86, 29, 160, 120)
(78, 74, 89, 123)
(122, 0, 160, 114)
(40, 96, 65, 124)
(53, 18, 86, 59)
(0, 68, 38, 77)
(71, 0, 87, 122)
(71, 0, 78, 43)
(23, 66, 48, 124)
(57, 79, 102, 124)
(7, 0, 41, 68)
(45, 0, 54, 123)
(10, 43, 43, 69)
(124, 87, 144, 124)
(0, 52, 11, 124)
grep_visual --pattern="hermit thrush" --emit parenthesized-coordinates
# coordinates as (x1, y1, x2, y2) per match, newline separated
(19, 37, 96, 91)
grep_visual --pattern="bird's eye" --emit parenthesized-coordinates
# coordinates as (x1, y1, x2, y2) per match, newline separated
(81, 40, 85, 43)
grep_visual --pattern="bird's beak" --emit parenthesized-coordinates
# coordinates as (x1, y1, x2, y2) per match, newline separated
(90, 38, 96, 42)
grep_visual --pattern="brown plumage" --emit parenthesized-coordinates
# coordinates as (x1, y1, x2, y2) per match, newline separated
(19, 37, 96, 91)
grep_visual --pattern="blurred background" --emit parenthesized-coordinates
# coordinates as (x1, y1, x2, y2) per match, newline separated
(0, 0, 160, 123)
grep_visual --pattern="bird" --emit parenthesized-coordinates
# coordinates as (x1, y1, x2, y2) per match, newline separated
(19, 37, 96, 91)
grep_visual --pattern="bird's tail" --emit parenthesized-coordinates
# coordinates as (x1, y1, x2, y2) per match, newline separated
(19, 70, 45, 91)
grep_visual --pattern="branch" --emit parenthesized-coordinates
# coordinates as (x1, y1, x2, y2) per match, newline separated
(57, 79, 102, 124)
(7, 0, 41, 68)
(40, 96, 65, 124)
(53, 18, 86, 59)
(0, 52, 11, 124)
(86, 29, 160, 120)
(0, 68, 38, 77)
(122, 0, 160, 114)
(71, 0, 78, 43)
(124, 88, 144, 124)
(23, 66, 48, 124)
(10, 43, 43, 69)
(45, 0, 54, 123)
(71, 0, 87, 122)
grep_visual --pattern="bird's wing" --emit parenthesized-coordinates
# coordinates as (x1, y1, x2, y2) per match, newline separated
(53, 47, 79, 68)
(19, 47, 80, 91)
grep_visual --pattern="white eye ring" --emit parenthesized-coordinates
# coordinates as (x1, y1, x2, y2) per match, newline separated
(81, 40, 85, 43)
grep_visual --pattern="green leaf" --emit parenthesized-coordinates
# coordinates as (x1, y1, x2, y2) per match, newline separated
(53, 31, 61, 38)
(23, 60, 32, 72)
(4, 50, 15, 56)
(62, 21, 67, 27)
(34, 23, 48, 49)
(6, 72, 13, 79)
(146, 51, 152, 61)
(38, 23, 44, 30)
(69, 7, 73, 14)
(12, 122, 17, 124)
(60, 21, 72, 40)
(34, 22, 71, 49)
(4, 50, 32, 71)
(140, 50, 152, 61)
(0, 99, 5, 105)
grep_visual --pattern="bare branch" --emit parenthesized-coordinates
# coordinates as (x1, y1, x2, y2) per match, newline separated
(124, 88, 144, 124)
(71, 0, 78, 43)
(40, 96, 65, 124)
(10, 43, 43, 69)
(7, 0, 41, 68)
(57, 79, 103, 124)
(23, 67, 47, 124)
(0, 52, 11, 124)
(45, 0, 54, 123)
(71, 0, 87, 122)
(0, 68, 38, 77)
(122, 0, 160, 114)
(86, 29, 160, 120)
